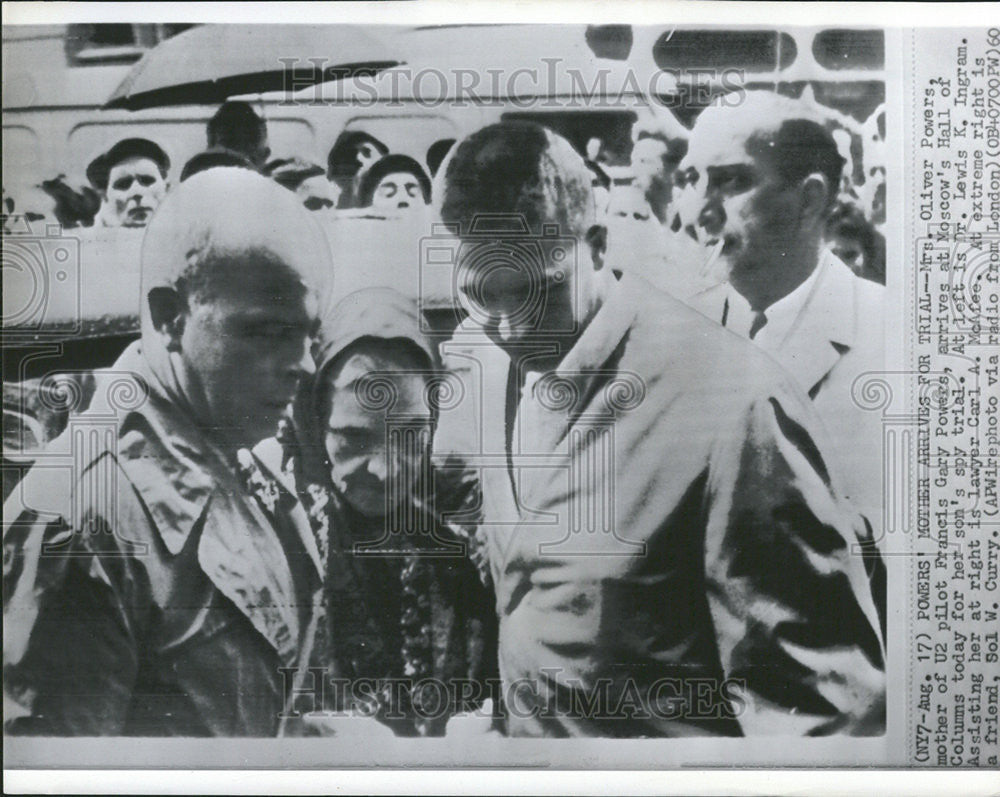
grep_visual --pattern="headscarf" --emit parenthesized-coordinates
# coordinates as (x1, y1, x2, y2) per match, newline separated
(279, 287, 493, 735)
(287, 286, 437, 490)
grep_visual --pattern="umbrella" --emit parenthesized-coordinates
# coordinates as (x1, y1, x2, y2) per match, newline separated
(105, 24, 402, 110)
(292, 24, 671, 105)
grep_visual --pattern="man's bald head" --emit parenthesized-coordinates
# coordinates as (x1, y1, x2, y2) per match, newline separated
(138, 168, 333, 453)
(688, 91, 844, 212)
(140, 167, 331, 313)
(436, 121, 596, 238)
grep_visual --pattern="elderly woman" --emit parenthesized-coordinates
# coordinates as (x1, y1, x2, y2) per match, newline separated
(251, 287, 496, 736)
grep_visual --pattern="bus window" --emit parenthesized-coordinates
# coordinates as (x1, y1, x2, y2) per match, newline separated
(813, 29, 885, 71)
(652, 30, 798, 72)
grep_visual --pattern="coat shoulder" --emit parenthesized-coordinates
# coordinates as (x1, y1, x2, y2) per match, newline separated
(624, 281, 798, 403)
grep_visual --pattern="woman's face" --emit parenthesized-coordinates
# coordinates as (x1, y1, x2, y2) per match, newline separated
(370, 171, 426, 212)
(322, 350, 433, 519)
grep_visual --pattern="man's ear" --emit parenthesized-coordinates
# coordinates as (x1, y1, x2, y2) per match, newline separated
(585, 223, 607, 272)
(147, 286, 186, 352)
(799, 174, 831, 228)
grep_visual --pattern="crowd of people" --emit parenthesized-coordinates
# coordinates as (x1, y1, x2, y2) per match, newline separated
(0, 101, 447, 233)
(3, 96, 885, 291)
(4, 87, 888, 738)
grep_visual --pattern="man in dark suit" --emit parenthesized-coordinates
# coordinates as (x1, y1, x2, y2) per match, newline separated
(435, 121, 885, 737)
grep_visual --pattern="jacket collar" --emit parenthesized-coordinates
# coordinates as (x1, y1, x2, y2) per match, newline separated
(106, 343, 317, 665)
(516, 274, 640, 455)
(769, 250, 860, 395)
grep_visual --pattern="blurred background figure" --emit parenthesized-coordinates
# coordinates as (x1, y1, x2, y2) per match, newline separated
(861, 104, 887, 231)
(629, 110, 689, 227)
(425, 138, 456, 178)
(180, 100, 269, 181)
(265, 157, 337, 211)
(86, 137, 169, 228)
(584, 136, 612, 214)
(603, 108, 717, 300)
(206, 100, 271, 168)
(39, 175, 101, 228)
(327, 130, 389, 209)
(825, 198, 886, 285)
(356, 154, 431, 214)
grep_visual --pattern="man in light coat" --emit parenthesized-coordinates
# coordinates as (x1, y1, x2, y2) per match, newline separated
(436, 121, 885, 737)
(4, 169, 329, 735)
(683, 92, 886, 558)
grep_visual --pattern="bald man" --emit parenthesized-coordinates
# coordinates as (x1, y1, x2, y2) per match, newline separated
(682, 92, 887, 566)
(4, 170, 330, 736)
(438, 121, 884, 737)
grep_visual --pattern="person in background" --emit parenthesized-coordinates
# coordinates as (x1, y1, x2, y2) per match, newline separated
(825, 198, 886, 285)
(180, 101, 270, 181)
(437, 120, 885, 737)
(206, 100, 271, 169)
(266, 157, 338, 211)
(86, 137, 170, 228)
(34, 176, 100, 228)
(356, 154, 431, 214)
(629, 119, 688, 228)
(3, 169, 329, 736)
(252, 287, 496, 736)
(327, 131, 389, 209)
(605, 114, 716, 300)
(426, 138, 456, 179)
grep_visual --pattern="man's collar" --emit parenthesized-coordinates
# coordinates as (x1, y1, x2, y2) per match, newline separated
(104, 342, 230, 555)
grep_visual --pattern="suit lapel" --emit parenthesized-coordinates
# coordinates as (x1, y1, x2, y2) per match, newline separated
(770, 252, 859, 396)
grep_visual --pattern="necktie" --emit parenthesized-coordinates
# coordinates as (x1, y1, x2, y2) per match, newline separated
(748, 310, 768, 340)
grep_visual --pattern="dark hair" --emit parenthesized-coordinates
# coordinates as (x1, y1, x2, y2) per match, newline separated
(327, 131, 389, 185)
(439, 121, 593, 237)
(39, 176, 101, 228)
(825, 200, 877, 258)
(426, 138, 456, 177)
(356, 154, 431, 208)
(206, 101, 268, 164)
(751, 119, 845, 210)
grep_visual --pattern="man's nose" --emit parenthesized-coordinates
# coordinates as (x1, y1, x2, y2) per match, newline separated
(291, 337, 315, 378)
(697, 201, 726, 237)
(366, 452, 388, 482)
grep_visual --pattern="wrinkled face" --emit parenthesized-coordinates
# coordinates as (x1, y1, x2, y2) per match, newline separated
(456, 237, 580, 358)
(322, 351, 433, 519)
(371, 172, 426, 212)
(106, 156, 167, 227)
(677, 117, 802, 283)
(180, 264, 316, 449)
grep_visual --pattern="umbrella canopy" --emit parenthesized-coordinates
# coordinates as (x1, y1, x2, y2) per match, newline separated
(291, 24, 671, 105)
(105, 24, 402, 110)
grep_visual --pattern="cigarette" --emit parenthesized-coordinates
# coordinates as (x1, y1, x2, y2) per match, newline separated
(701, 239, 726, 277)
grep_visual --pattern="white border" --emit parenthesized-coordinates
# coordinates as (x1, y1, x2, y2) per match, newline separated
(1, 0, 996, 28)
(5, 769, 1000, 796)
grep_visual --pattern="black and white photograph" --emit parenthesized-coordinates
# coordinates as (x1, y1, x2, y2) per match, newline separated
(1, 2, 997, 794)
